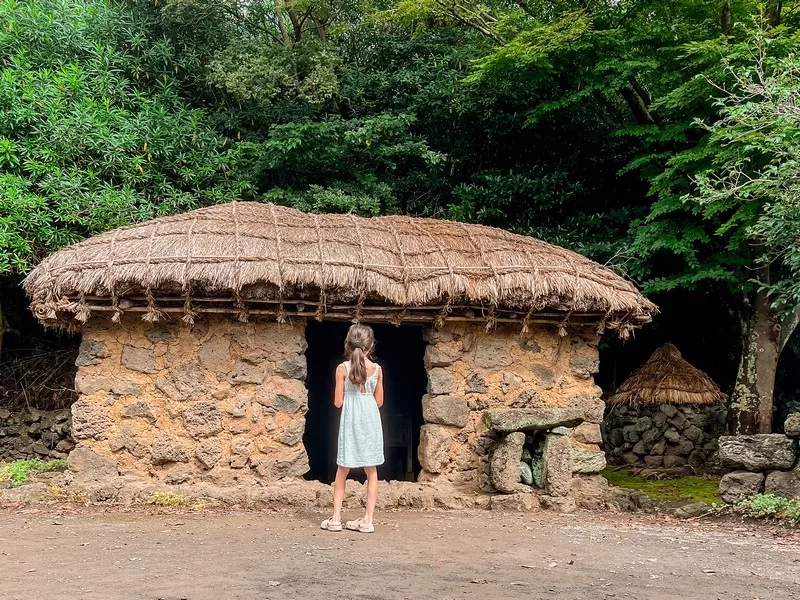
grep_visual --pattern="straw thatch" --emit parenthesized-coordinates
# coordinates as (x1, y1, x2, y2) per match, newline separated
(23, 202, 656, 331)
(607, 344, 726, 406)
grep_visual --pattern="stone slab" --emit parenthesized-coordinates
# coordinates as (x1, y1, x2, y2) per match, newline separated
(483, 408, 584, 433)
(718, 435, 797, 471)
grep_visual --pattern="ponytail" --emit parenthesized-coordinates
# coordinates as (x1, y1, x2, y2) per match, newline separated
(344, 324, 375, 385)
(349, 346, 367, 385)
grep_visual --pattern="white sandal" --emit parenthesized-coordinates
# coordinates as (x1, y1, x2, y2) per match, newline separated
(345, 518, 375, 534)
(320, 518, 342, 532)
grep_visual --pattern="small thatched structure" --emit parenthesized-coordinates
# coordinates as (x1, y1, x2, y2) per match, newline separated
(22, 202, 656, 504)
(24, 202, 655, 333)
(608, 344, 726, 407)
(603, 344, 727, 470)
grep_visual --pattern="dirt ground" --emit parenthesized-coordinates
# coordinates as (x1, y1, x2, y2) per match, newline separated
(0, 507, 799, 600)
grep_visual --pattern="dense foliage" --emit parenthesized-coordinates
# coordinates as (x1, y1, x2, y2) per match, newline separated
(2, 0, 800, 427)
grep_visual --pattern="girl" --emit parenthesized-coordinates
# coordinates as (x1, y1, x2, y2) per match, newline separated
(321, 324, 384, 534)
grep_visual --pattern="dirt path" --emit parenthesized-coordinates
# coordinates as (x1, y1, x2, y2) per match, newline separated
(0, 507, 799, 600)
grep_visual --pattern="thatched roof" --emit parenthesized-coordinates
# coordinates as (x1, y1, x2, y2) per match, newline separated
(607, 344, 726, 406)
(23, 202, 656, 331)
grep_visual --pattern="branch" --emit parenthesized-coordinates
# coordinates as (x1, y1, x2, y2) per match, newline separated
(433, 0, 506, 45)
(621, 83, 656, 125)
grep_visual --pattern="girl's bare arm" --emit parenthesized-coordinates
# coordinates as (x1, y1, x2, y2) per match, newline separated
(374, 367, 384, 408)
(334, 364, 345, 408)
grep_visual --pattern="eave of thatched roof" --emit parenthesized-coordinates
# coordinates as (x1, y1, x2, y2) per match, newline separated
(23, 202, 656, 332)
(607, 344, 726, 406)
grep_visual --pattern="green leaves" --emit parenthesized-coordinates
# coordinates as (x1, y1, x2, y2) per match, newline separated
(0, 0, 247, 273)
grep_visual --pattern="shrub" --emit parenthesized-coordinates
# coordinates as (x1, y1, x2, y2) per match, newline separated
(0, 458, 67, 487)
(733, 494, 800, 526)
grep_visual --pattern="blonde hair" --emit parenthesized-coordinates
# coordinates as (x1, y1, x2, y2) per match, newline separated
(344, 324, 375, 385)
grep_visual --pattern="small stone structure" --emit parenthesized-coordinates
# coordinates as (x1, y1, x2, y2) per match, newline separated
(19, 202, 656, 510)
(602, 344, 726, 470)
(718, 414, 800, 503)
(603, 404, 727, 469)
(0, 408, 74, 461)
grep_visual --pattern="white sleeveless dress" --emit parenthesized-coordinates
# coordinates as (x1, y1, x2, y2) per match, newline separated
(337, 361, 384, 468)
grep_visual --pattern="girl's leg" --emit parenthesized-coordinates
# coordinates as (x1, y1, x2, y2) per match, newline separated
(363, 466, 378, 525)
(332, 466, 349, 522)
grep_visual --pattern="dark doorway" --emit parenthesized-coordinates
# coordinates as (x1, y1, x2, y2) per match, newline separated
(303, 321, 427, 484)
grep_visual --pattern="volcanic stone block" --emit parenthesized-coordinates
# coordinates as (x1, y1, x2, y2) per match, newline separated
(669, 412, 690, 431)
(418, 424, 452, 474)
(572, 448, 607, 474)
(424, 345, 460, 368)
(573, 423, 602, 445)
(659, 405, 678, 418)
(666, 439, 694, 457)
(719, 471, 765, 504)
(570, 474, 610, 510)
(279, 419, 305, 446)
(785, 413, 800, 438)
(427, 368, 455, 395)
(483, 408, 584, 433)
(764, 467, 800, 500)
(183, 401, 223, 438)
(151, 434, 191, 464)
(622, 425, 639, 443)
(489, 491, 535, 511)
(683, 425, 704, 445)
(155, 364, 206, 401)
(121, 401, 157, 425)
(663, 455, 687, 468)
(465, 372, 487, 394)
(474, 337, 513, 368)
(195, 438, 223, 469)
(569, 354, 599, 379)
(229, 362, 264, 385)
(422, 395, 469, 428)
(71, 397, 112, 440)
(531, 364, 555, 390)
(67, 447, 119, 479)
(230, 437, 255, 469)
(718, 435, 798, 471)
(255, 379, 308, 414)
(644, 455, 663, 467)
(75, 339, 110, 367)
(277, 355, 307, 380)
(543, 433, 572, 497)
(121, 346, 157, 374)
(489, 432, 525, 493)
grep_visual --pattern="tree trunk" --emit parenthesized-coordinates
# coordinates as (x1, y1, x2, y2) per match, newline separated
(721, 0, 732, 34)
(765, 0, 782, 28)
(274, 0, 291, 46)
(621, 83, 656, 125)
(729, 288, 781, 434)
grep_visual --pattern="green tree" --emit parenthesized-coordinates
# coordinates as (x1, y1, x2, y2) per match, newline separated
(678, 26, 800, 432)
(0, 0, 248, 273)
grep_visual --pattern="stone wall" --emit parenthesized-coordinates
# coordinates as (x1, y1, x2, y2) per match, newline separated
(0, 408, 74, 461)
(718, 414, 800, 503)
(602, 404, 727, 470)
(70, 315, 309, 486)
(418, 323, 608, 509)
(67, 315, 609, 511)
